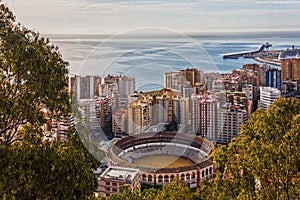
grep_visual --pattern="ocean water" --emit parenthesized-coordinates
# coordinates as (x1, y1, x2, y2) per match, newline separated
(48, 31, 300, 91)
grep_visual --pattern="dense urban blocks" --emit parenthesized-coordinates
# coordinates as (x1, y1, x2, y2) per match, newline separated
(108, 132, 215, 189)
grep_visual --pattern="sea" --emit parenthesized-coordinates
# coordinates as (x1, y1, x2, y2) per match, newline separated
(47, 30, 300, 91)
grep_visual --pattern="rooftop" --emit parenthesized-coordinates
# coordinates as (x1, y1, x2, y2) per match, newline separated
(279, 49, 300, 60)
(100, 166, 139, 182)
(260, 86, 281, 94)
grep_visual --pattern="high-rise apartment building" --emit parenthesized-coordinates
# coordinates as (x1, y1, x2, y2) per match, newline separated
(164, 71, 182, 91)
(259, 87, 281, 110)
(152, 91, 188, 126)
(127, 99, 152, 135)
(95, 97, 112, 130)
(70, 75, 101, 100)
(241, 85, 254, 113)
(112, 108, 128, 137)
(101, 75, 136, 109)
(164, 68, 202, 97)
(279, 48, 300, 81)
(218, 105, 248, 145)
(179, 68, 202, 87)
(118, 76, 136, 108)
(50, 114, 75, 142)
(258, 64, 268, 86)
(78, 99, 100, 131)
(78, 97, 112, 132)
(266, 68, 282, 90)
(191, 94, 219, 143)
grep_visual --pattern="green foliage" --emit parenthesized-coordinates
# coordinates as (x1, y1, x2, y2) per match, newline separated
(104, 179, 193, 200)
(0, 127, 98, 199)
(0, 2, 69, 145)
(197, 97, 300, 200)
(155, 179, 193, 200)
(165, 114, 178, 132)
(0, 3, 100, 199)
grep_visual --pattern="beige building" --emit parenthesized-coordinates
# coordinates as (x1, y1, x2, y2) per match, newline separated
(127, 99, 152, 135)
(164, 68, 202, 97)
(179, 68, 202, 87)
(98, 166, 140, 198)
(112, 108, 128, 137)
(152, 91, 188, 126)
(218, 105, 248, 144)
(279, 48, 300, 81)
(164, 71, 183, 91)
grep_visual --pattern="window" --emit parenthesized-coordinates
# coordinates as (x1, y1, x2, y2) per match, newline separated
(106, 182, 110, 186)
(170, 175, 175, 181)
(186, 173, 190, 180)
(105, 187, 110, 191)
(164, 175, 169, 182)
(142, 174, 147, 181)
(191, 172, 196, 179)
(148, 175, 152, 182)
(181, 174, 185, 180)
(158, 175, 163, 182)
(112, 188, 117, 192)
(112, 182, 117, 186)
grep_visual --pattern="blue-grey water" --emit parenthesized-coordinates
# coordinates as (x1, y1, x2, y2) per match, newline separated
(48, 31, 300, 91)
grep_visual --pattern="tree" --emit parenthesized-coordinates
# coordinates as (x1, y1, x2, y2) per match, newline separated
(165, 114, 178, 132)
(103, 179, 193, 200)
(0, 3, 100, 199)
(0, 130, 98, 199)
(0, 2, 69, 145)
(155, 178, 193, 200)
(197, 97, 300, 199)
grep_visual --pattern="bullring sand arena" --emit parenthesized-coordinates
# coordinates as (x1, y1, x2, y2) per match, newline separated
(133, 155, 194, 169)
(108, 132, 215, 188)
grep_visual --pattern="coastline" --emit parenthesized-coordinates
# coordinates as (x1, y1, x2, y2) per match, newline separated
(253, 56, 280, 66)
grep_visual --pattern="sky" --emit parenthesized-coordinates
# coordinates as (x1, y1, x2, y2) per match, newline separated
(3, 0, 300, 35)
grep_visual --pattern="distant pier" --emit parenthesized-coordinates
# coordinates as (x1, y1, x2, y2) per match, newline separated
(223, 43, 269, 59)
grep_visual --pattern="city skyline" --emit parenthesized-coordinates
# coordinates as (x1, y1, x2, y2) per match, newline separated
(4, 0, 300, 35)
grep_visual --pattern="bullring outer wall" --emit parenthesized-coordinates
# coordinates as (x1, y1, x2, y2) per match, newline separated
(108, 132, 215, 188)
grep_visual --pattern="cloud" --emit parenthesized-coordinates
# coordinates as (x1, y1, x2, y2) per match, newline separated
(256, 0, 300, 4)
(4, 0, 300, 34)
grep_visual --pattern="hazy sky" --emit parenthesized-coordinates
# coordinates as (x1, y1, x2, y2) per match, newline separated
(4, 0, 300, 34)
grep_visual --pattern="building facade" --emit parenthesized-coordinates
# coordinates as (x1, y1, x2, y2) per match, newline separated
(191, 94, 219, 143)
(78, 97, 112, 132)
(164, 68, 202, 97)
(112, 108, 128, 137)
(127, 99, 152, 135)
(50, 114, 75, 142)
(179, 68, 202, 87)
(266, 68, 282, 90)
(259, 87, 281, 110)
(98, 166, 140, 198)
(70, 75, 101, 100)
(279, 48, 300, 81)
(152, 91, 188, 126)
(218, 105, 248, 145)
(101, 75, 136, 109)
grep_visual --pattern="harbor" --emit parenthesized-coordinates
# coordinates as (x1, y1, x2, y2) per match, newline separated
(223, 43, 270, 59)
(223, 42, 281, 66)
